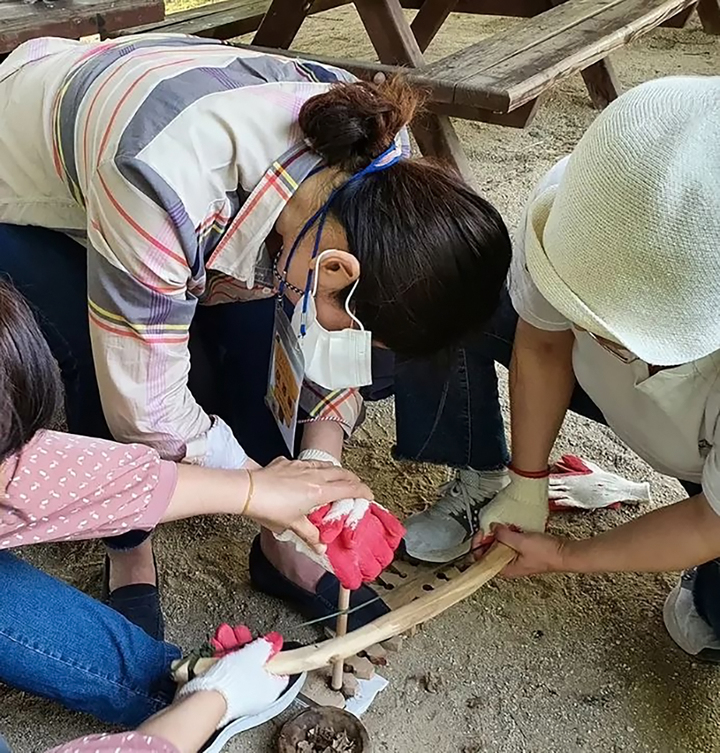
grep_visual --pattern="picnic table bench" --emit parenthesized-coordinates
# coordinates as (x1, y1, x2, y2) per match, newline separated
(0, 0, 163, 54)
(108, 0, 715, 175)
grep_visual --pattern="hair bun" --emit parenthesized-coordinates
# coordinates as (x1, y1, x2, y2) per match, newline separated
(299, 77, 421, 173)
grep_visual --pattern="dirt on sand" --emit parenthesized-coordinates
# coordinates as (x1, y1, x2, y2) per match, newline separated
(1, 9, 720, 753)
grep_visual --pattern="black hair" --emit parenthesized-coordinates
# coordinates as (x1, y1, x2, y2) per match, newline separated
(299, 78, 511, 357)
(0, 280, 62, 463)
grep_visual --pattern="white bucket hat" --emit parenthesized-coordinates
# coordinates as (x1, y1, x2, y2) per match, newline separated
(525, 76, 720, 366)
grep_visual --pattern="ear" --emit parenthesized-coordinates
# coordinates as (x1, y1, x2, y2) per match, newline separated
(314, 250, 360, 296)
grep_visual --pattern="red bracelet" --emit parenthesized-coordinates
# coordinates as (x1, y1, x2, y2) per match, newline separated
(508, 463, 550, 479)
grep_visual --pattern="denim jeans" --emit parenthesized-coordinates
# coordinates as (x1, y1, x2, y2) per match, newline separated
(391, 287, 720, 640)
(0, 550, 179, 727)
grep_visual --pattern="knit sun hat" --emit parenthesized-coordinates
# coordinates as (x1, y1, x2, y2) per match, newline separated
(525, 76, 720, 366)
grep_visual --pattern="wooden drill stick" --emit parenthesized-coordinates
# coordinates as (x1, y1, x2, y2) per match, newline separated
(172, 544, 514, 682)
(331, 586, 351, 690)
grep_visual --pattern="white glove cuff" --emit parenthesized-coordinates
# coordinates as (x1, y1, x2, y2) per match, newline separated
(298, 448, 341, 466)
(176, 674, 233, 729)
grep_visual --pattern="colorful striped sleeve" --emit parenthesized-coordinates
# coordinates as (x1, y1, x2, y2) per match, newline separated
(85, 156, 214, 461)
(299, 382, 364, 437)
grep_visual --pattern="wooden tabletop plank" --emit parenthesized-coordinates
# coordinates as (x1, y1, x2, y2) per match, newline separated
(422, 0, 626, 84)
(427, 0, 695, 111)
(492, 0, 697, 109)
(0, 0, 164, 52)
(110, 0, 269, 35)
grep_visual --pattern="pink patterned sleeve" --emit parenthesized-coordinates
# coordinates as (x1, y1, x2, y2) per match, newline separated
(0, 430, 178, 549)
(47, 731, 179, 753)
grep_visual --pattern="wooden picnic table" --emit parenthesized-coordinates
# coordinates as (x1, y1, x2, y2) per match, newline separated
(111, 0, 718, 177)
(0, 0, 164, 54)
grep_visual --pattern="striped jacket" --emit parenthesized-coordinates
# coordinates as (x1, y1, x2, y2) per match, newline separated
(0, 34, 366, 466)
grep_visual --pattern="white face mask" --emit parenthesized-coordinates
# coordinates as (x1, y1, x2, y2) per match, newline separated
(290, 250, 372, 390)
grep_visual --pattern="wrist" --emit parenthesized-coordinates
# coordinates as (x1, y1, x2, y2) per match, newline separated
(508, 462, 550, 479)
(240, 469, 255, 517)
(176, 681, 231, 729)
(556, 537, 586, 573)
(298, 448, 341, 466)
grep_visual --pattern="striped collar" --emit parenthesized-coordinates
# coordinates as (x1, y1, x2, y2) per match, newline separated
(205, 141, 323, 286)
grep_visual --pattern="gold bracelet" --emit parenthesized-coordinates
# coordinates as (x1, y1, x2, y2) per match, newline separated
(240, 469, 255, 516)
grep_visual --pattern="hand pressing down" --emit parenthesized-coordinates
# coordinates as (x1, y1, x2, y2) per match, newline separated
(245, 457, 375, 556)
(276, 449, 406, 590)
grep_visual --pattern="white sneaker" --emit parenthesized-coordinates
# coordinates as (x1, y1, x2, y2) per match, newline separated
(663, 569, 720, 663)
(403, 468, 509, 563)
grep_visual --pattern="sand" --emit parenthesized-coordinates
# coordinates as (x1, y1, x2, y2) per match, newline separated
(1, 9, 720, 753)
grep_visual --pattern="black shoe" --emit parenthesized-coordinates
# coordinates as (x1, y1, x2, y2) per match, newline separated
(102, 555, 165, 641)
(249, 535, 389, 631)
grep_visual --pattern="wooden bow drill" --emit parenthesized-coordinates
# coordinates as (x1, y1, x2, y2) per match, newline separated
(172, 543, 514, 682)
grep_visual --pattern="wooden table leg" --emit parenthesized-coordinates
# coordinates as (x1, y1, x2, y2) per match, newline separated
(411, 0, 460, 52)
(253, 0, 311, 47)
(698, 0, 720, 34)
(580, 58, 621, 109)
(355, 0, 470, 177)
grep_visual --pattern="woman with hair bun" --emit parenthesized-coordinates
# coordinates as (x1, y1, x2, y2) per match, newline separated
(0, 35, 511, 643)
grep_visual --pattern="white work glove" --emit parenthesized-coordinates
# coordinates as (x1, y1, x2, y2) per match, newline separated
(274, 449, 404, 589)
(476, 469, 549, 546)
(176, 637, 288, 728)
(549, 455, 651, 510)
(184, 416, 248, 470)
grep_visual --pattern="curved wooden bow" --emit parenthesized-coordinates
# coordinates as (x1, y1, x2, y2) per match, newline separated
(172, 543, 513, 681)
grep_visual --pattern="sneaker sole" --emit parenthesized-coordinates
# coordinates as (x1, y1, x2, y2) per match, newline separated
(402, 538, 472, 565)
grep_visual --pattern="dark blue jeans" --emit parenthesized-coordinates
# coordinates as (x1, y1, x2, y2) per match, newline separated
(0, 550, 179, 728)
(392, 288, 720, 640)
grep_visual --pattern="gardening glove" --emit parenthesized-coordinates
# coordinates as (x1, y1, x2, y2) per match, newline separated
(177, 627, 287, 728)
(275, 448, 405, 589)
(549, 455, 651, 511)
(475, 468, 549, 548)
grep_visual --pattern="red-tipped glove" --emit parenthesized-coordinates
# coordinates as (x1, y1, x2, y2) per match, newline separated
(549, 455, 651, 511)
(178, 624, 286, 727)
(209, 623, 283, 658)
(276, 449, 406, 590)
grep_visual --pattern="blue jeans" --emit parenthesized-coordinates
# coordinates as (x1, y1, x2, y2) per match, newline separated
(392, 288, 720, 640)
(0, 550, 180, 727)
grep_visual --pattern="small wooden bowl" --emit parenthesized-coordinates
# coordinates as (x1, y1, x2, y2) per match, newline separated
(277, 706, 371, 753)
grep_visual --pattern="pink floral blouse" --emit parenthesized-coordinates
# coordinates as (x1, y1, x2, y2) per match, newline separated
(0, 430, 178, 550)
(47, 731, 178, 753)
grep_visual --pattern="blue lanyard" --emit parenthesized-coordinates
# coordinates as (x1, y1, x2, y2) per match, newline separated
(280, 142, 404, 336)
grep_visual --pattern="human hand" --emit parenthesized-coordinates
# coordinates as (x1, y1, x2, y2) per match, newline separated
(472, 469, 549, 553)
(176, 630, 287, 728)
(246, 458, 374, 555)
(490, 524, 567, 578)
(274, 449, 406, 589)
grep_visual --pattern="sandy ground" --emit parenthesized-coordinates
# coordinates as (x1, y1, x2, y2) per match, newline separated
(2, 9, 720, 753)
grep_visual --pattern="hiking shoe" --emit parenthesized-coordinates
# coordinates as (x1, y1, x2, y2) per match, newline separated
(403, 469, 509, 563)
(663, 569, 720, 663)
